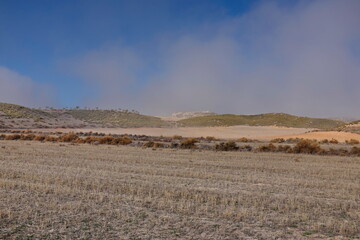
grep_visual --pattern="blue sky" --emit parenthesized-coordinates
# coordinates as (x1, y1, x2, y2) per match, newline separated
(1, 0, 360, 117)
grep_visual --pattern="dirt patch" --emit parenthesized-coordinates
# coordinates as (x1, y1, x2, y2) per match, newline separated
(26, 125, 312, 139)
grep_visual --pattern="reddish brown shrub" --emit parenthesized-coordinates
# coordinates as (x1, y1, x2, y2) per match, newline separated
(180, 138, 198, 149)
(60, 133, 79, 142)
(45, 136, 58, 142)
(257, 143, 277, 152)
(270, 138, 285, 143)
(205, 136, 217, 141)
(215, 141, 239, 151)
(320, 139, 329, 144)
(34, 135, 46, 141)
(276, 145, 293, 153)
(329, 139, 339, 144)
(5, 134, 21, 140)
(20, 134, 36, 141)
(350, 147, 360, 156)
(172, 135, 183, 140)
(345, 139, 360, 145)
(237, 137, 251, 143)
(293, 140, 323, 154)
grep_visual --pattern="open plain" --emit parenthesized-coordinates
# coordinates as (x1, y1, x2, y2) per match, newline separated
(0, 140, 359, 239)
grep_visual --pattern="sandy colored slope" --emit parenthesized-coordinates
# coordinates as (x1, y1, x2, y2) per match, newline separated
(30, 125, 312, 139)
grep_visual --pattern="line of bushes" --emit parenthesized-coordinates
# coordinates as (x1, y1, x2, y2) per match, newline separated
(257, 139, 360, 156)
(0, 133, 132, 146)
(1, 133, 360, 157)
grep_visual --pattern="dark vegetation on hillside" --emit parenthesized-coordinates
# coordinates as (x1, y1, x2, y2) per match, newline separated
(66, 109, 170, 128)
(178, 113, 345, 129)
(0, 103, 53, 120)
(0, 103, 170, 128)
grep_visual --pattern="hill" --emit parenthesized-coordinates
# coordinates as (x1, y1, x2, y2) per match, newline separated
(66, 109, 170, 128)
(178, 113, 345, 129)
(0, 103, 86, 129)
(336, 120, 360, 134)
(0, 102, 52, 120)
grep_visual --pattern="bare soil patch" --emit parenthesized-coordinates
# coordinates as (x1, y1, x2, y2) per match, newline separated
(28, 125, 312, 139)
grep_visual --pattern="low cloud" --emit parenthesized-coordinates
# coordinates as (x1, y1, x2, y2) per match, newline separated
(0, 66, 55, 107)
(65, 0, 360, 117)
(61, 44, 142, 109)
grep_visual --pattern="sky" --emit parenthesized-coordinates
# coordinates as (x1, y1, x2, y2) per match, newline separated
(0, 0, 360, 117)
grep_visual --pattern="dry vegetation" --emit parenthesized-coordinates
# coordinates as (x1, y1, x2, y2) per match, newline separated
(0, 141, 359, 239)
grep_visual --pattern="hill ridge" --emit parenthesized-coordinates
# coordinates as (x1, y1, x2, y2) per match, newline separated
(178, 113, 345, 130)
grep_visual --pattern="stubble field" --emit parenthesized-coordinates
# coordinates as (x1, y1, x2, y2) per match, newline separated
(0, 141, 359, 239)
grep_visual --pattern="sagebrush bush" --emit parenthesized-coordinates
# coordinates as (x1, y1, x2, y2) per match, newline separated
(270, 138, 285, 143)
(5, 134, 21, 140)
(257, 143, 277, 152)
(153, 142, 164, 148)
(60, 133, 79, 142)
(34, 135, 46, 141)
(205, 136, 217, 141)
(239, 145, 252, 151)
(350, 146, 360, 156)
(215, 141, 239, 151)
(276, 145, 293, 153)
(143, 141, 155, 148)
(172, 135, 183, 140)
(329, 139, 339, 144)
(293, 140, 323, 154)
(345, 139, 360, 145)
(180, 138, 198, 149)
(20, 134, 36, 141)
(237, 137, 251, 143)
(320, 139, 329, 144)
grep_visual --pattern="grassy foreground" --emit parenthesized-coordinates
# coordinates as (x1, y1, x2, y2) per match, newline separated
(0, 141, 359, 239)
(178, 113, 345, 129)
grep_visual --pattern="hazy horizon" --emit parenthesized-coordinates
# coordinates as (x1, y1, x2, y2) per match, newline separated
(1, 0, 360, 118)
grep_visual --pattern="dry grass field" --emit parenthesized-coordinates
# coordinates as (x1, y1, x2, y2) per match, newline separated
(0, 141, 359, 239)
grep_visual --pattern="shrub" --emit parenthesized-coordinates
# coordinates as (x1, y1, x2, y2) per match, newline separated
(257, 143, 276, 152)
(345, 139, 360, 145)
(143, 141, 155, 148)
(205, 136, 217, 141)
(153, 142, 164, 148)
(98, 136, 115, 144)
(34, 135, 46, 141)
(20, 134, 36, 141)
(329, 139, 339, 144)
(180, 138, 198, 149)
(215, 141, 239, 151)
(350, 147, 360, 156)
(0, 134, 5, 140)
(172, 135, 183, 140)
(285, 138, 303, 143)
(237, 137, 251, 143)
(239, 145, 252, 152)
(320, 139, 329, 144)
(119, 136, 132, 145)
(60, 133, 79, 142)
(270, 138, 285, 143)
(327, 148, 349, 156)
(45, 136, 58, 142)
(293, 140, 323, 154)
(5, 134, 21, 140)
(277, 145, 293, 153)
